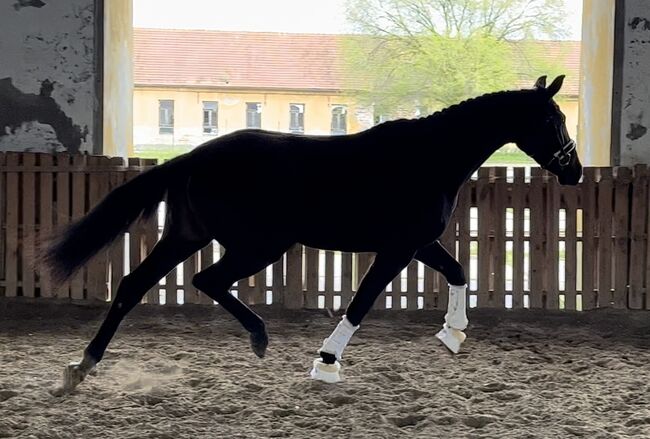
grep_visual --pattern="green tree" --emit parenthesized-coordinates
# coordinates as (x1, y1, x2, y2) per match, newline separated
(342, 0, 569, 118)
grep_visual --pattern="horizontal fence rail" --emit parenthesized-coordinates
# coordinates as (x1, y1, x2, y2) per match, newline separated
(0, 152, 649, 311)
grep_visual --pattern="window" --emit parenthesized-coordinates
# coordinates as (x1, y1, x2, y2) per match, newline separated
(289, 104, 304, 134)
(159, 100, 174, 134)
(203, 101, 218, 134)
(246, 102, 262, 129)
(331, 105, 347, 135)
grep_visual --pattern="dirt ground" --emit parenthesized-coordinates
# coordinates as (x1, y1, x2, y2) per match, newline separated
(1, 300, 650, 439)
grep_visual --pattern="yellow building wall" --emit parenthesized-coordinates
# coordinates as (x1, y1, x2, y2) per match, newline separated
(134, 87, 579, 157)
(558, 98, 579, 142)
(133, 87, 369, 149)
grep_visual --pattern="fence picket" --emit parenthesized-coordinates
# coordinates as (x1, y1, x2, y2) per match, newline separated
(21, 153, 36, 298)
(613, 167, 631, 309)
(629, 165, 648, 309)
(5, 153, 19, 297)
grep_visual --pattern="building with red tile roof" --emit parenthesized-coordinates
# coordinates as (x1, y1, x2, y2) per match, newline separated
(133, 28, 581, 149)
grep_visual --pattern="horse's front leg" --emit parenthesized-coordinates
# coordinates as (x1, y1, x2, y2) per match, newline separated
(310, 249, 415, 383)
(414, 241, 468, 354)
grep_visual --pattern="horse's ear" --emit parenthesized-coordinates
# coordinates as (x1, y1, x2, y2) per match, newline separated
(547, 75, 565, 97)
(534, 75, 547, 89)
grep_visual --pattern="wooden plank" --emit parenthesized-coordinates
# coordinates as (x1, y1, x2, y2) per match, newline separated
(108, 162, 125, 302)
(340, 252, 353, 309)
(284, 244, 303, 309)
(493, 167, 507, 308)
(271, 253, 284, 306)
(324, 250, 334, 309)
(581, 168, 597, 309)
(597, 167, 614, 307)
(613, 167, 631, 309)
(0, 152, 5, 287)
(197, 241, 216, 305)
(5, 153, 19, 297)
(70, 154, 87, 299)
(511, 167, 526, 308)
(87, 156, 110, 302)
(53, 154, 72, 298)
(476, 167, 491, 307)
(21, 153, 36, 297)
(183, 251, 200, 304)
(529, 167, 545, 308)
(388, 264, 400, 310)
(406, 260, 418, 310)
(143, 203, 160, 304)
(453, 181, 471, 310)
(423, 265, 436, 309)
(249, 267, 266, 305)
(562, 185, 578, 310)
(305, 247, 319, 309)
(123, 161, 149, 304)
(38, 154, 54, 297)
(439, 208, 456, 311)
(629, 164, 648, 309)
(545, 170, 560, 309)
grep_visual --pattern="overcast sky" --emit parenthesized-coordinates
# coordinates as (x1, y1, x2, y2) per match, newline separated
(134, 0, 584, 40)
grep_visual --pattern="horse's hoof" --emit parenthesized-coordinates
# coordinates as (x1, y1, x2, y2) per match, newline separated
(436, 326, 466, 354)
(51, 362, 91, 397)
(250, 330, 268, 358)
(309, 358, 341, 383)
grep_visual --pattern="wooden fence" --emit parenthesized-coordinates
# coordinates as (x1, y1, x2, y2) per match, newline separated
(1, 151, 649, 311)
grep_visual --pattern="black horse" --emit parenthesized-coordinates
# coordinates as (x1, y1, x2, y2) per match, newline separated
(46, 75, 582, 393)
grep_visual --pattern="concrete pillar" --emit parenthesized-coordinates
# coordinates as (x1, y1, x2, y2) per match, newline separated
(581, 0, 650, 166)
(579, 0, 616, 166)
(612, 0, 650, 166)
(103, 0, 134, 157)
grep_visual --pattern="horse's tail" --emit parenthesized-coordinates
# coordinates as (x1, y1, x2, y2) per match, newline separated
(43, 160, 179, 284)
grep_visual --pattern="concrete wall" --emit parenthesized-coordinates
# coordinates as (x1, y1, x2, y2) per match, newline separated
(0, 0, 98, 154)
(616, 0, 650, 166)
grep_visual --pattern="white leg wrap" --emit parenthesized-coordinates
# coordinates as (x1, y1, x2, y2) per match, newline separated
(445, 284, 468, 330)
(318, 315, 359, 360)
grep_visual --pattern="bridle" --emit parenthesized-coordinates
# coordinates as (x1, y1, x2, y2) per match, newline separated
(528, 115, 577, 169)
(546, 138, 576, 168)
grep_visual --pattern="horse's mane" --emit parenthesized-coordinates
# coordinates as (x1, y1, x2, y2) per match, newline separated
(362, 89, 538, 140)
(424, 88, 540, 124)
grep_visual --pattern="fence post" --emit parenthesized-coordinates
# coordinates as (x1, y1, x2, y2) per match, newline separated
(284, 244, 303, 309)
(613, 167, 631, 309)
(629, 164, 648, 309)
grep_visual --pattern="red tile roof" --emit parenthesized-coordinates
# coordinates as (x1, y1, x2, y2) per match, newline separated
(134, 28, 581, 96)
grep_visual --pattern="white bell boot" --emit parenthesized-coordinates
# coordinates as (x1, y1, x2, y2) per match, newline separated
(310, 315, 359, 383)
(436, 284, 469, 354)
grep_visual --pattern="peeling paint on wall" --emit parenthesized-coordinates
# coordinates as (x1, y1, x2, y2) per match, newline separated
(627, 122, 648, 140)
(0, 78, 88, 152)
(629, 16, 650, 30)
(13, 0, 46, 11)
(0, 0, 97, 153)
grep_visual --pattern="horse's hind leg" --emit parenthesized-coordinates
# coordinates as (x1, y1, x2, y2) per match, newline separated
(192, 244, 289, 358)
(52, 233, 205, 396)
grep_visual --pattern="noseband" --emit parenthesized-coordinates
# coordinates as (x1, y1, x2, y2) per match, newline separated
(546, 139, 576, 168)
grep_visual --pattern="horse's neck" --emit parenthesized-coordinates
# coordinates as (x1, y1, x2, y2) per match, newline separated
(434, 95, 520, 189)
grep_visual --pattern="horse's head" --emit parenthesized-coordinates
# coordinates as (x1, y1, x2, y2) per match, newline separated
(515, 75, 583, 185)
